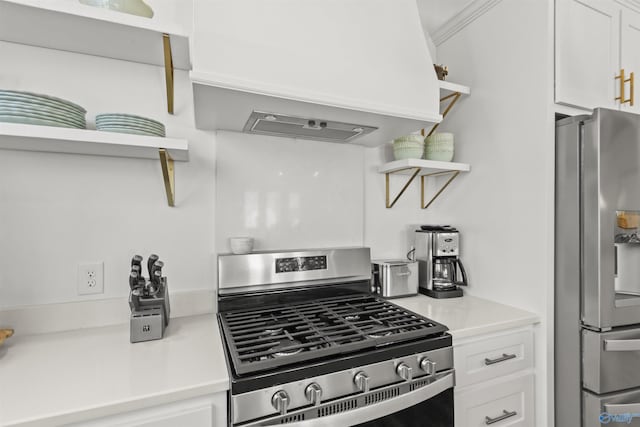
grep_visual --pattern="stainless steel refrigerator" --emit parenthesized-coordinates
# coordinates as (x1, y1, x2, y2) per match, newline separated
(556, 108, 640, 427)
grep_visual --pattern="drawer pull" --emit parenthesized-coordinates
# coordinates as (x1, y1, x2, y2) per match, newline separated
(484, 353, 517, 366)
(485, 410, 518, 425)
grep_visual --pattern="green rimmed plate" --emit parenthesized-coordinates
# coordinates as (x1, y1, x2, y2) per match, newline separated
(0, 114, 84, 129)
(0, 99, 86, 120)
(0, 90, 86, 113)
(96, 127, 164, 137)
(0, 106, 86, 127)
(95, 120, 164, 133)
(96, 113, 163, 127)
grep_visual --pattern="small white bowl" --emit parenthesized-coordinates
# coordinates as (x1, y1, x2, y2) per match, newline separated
(230, 237, 254, 254)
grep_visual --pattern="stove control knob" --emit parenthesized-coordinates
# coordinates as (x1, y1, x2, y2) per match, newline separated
(271, 390, 290, 416)
(396, 362, 413, 381)
(354, 371, 370, 393)
(420, 358, 437, 376)
(305, 382, 323, 406)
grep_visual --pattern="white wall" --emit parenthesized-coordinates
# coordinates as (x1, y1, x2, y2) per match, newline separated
(215, 131, 364, 252)
(433, 0, 555, 425)
(363, 143, 447, 260)
(0, 40, 216, 309)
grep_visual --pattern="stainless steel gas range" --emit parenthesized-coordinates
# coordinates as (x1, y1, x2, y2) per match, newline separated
(217, 247, 454, 426)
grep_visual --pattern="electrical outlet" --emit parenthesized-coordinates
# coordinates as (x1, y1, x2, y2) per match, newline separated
(77, 262, 104, 295)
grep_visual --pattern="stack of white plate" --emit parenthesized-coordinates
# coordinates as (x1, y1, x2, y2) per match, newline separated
(96, 113, 165, 137)
(0, 90, 86, 129)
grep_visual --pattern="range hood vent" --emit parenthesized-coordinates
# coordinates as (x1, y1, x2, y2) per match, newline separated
(191, 0, 442, 147)
(243, 111, 377, 143)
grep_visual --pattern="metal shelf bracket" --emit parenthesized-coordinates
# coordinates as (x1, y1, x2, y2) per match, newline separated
(159, 148, 175, 207)
(422, 91, 462, 137)
(162, 33, 175, 114)
(385, 167, 422, 208)
(384, 86, 466, 209)
(421, 170, 460, 209)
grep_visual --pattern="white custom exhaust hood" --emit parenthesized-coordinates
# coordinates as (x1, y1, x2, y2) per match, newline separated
(190, 0, 442, 147)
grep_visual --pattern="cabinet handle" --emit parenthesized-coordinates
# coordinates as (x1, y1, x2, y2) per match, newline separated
(484, 353, 517, 365)
(485, 410, 517, 425)
(615, 69, 634, 106)
(631, 72, 635, 106)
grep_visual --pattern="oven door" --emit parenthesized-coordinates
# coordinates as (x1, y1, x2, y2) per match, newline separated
(245, 370, 454, 427)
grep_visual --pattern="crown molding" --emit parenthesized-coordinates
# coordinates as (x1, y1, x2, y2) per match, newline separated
(431, 0, 504, 46)
(615, 0, 640, 13)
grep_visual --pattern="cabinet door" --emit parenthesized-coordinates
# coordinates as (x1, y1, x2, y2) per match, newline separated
(556, 0, 621, 109)
(455, 373, 534, 427)
(72, 394, 227, 427)
(453, 330, 533, 388)
(620, 8, 640, 113)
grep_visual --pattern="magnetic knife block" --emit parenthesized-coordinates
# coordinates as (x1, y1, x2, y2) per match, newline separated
(129, 278, 170, 343)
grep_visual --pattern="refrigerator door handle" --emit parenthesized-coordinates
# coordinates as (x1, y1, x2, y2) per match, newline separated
(604, 338, 640, 351)
(604, 402, 640, 413)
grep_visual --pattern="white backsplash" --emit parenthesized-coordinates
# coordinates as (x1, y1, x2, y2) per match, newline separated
(363, 144, 441, 260)
(0, 41, 216, 309)
(215, 131, 365, 253)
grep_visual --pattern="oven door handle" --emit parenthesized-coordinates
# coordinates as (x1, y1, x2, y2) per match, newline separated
(293, 371, 454, 427)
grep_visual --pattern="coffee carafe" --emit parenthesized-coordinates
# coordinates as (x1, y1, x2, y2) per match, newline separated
(414, 225, 468, 298)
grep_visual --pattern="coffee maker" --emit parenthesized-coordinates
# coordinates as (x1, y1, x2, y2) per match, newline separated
(414, 225, 468, 298)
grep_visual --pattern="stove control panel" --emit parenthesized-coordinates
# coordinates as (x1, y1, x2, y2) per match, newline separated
(275, 255, 327, 273)
(231, 346, 453, 425)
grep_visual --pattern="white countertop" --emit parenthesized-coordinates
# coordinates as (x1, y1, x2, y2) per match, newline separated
(0, 295, 538, 426)
(393, 295, 540, 340)
(0, 314, 229, 427)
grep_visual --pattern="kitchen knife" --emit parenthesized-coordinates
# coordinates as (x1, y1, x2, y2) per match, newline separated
(153, 270, 162, 291)
(147, 254, 159, 277)
(129, 271, 139, 290)
(131, 254, 143, 269)
(151, 260, 164, 285)
(131, 264, 141, 278)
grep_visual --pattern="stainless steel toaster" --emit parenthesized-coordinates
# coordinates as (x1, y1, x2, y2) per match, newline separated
(371, 260, 419, 298)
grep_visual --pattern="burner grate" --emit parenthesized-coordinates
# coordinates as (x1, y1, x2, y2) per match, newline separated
(220, 294, 447, 375)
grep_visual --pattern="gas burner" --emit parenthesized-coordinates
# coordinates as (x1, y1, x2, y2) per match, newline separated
(344, 314, 361, 322)
(365, 326, 393, 339)
(271, 339, 303, 357)
(261, 327, 283, 336)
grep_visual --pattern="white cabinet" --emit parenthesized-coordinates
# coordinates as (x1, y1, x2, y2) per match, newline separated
(454, 328, 535, 427)
(455, 373, 534, 427)
(556, 0, 640, 111)
(555, 0, 620, 110)
(620, 8, 640, 113)
(70, 393, 227, 427)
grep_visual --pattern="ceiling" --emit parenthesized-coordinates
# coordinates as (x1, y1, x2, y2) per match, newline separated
(416, 0, 474, 36)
